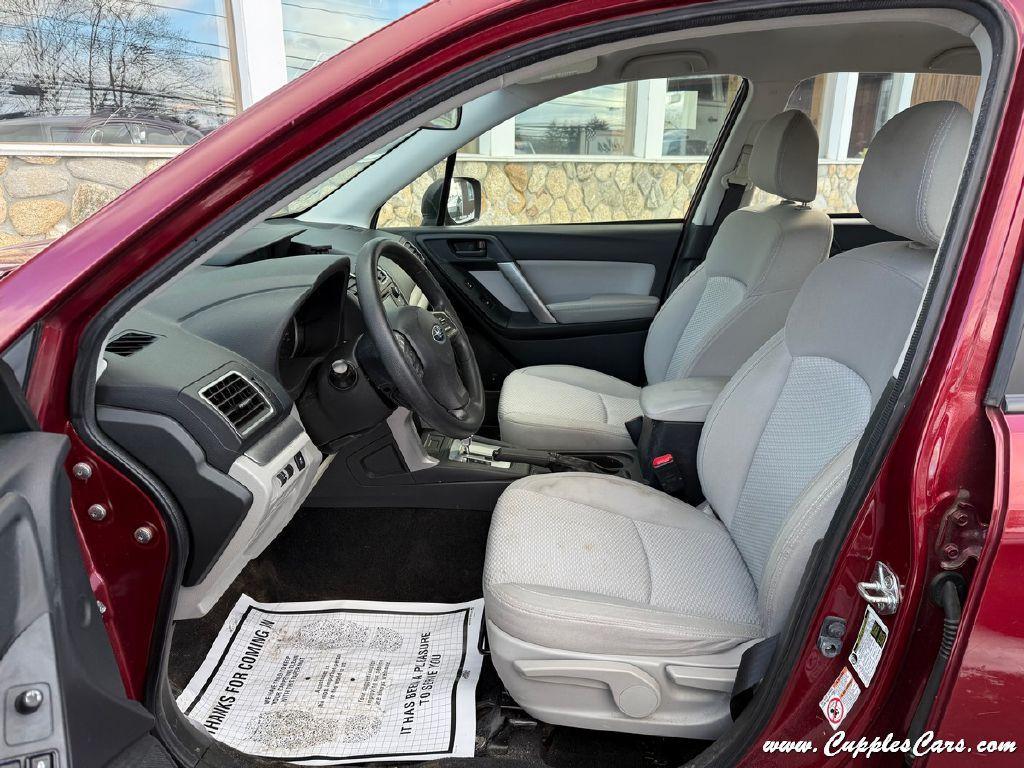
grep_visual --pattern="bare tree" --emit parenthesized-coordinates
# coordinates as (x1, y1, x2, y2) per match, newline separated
(0, 0, 232, 127)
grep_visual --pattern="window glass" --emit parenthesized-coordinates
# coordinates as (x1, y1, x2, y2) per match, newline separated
(282, 0, 428, 80)
(513, 84, 633, 156)
(0, 1, 238, 145)
(662, 76, 741, 157)
(378, 75, 743, 227)
(767, 71, 980, 213)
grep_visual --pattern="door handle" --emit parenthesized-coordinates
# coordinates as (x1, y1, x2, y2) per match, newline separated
(451, 239, 488, 258)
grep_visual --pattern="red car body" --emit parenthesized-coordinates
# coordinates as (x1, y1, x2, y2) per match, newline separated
(1, 0, 1023, 764)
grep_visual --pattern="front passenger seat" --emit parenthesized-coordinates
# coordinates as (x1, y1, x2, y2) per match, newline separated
(498, 110, 832, 452)
(483, 101, 971, 737)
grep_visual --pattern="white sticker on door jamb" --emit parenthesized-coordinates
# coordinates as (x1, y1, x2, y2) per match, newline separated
(849, 605, 889, 687)
(819, 667, 861, 731)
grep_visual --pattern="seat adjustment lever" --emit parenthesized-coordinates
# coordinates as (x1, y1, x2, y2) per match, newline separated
(513, 659, 661, 718)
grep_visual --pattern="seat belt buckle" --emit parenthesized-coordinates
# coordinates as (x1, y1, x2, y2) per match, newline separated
(651, 453, 685, 493)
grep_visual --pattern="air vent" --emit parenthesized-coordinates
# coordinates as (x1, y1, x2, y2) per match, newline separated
(199, 372, 273, 436)
(106, 331, 157, 357)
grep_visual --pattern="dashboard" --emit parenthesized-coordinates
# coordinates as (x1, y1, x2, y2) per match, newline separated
(95, 219, 422, 617)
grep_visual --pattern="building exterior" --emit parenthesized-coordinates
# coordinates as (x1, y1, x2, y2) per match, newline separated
(0, 1, 979, 244)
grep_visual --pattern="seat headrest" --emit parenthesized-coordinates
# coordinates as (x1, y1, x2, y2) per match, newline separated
(748, 110, 819, 203)
(856, 101, 971, 248)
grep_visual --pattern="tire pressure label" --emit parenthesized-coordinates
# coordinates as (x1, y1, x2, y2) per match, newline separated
(849, 606, 888, 687)
(820, 667, 861, 731)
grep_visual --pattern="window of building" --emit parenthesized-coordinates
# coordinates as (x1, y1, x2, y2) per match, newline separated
(0, 0, 238, 146)
(786, 71, 979, 160)
(282, 0, 427, 80)
(773, 71, 980, 213)
(513, 83, 634, 156)
(661, 75, 741, 157)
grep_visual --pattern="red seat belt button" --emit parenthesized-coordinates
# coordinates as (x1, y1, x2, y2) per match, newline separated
(652, 453, 674, 469)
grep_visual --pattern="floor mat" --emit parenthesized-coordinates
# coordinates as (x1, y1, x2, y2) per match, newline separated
(169, 506, 492, 693)
(177, 594, 485, 765)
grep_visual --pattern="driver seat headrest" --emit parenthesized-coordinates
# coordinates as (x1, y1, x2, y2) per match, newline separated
(748, 109, 819, 203)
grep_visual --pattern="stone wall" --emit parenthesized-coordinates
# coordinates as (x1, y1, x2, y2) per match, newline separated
(377, 158, 864, 228)
(0, 154, 863, 247)
(0, 154, 172, 247)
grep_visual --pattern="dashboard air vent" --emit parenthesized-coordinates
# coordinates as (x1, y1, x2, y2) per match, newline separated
(199, 372, 272, 436)
(106, 331, 157, 357)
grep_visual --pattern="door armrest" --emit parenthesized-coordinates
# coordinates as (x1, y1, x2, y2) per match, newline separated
(547, 294, 659, 324)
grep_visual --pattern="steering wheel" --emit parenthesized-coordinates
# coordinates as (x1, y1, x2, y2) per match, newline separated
(355, 237, 484, 438)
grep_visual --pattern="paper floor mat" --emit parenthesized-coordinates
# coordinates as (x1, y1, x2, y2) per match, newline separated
(176, 594, 484, 765)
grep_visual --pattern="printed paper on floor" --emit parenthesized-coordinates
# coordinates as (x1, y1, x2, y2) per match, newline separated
(176, 594, 484, 765)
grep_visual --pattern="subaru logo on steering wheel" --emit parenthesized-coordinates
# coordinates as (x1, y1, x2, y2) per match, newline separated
(431, 324, 446, 344)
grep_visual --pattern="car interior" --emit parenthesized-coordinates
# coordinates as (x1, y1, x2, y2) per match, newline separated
(81, 4, 993, 765)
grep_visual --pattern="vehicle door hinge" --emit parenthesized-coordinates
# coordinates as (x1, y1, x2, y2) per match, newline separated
(935, 490, 988, 570)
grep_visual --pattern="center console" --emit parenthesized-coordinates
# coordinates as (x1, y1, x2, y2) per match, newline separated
(424, 433, 642, 479)
(305, 408, 643, 512)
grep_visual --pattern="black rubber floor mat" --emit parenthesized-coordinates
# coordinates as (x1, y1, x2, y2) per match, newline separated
(169, 505, 492, 692)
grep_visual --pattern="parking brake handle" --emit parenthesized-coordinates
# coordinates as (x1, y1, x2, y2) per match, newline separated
(492, 447, 606, 474)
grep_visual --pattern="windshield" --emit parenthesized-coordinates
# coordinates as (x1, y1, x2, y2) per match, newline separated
(273, 131, 415, 216)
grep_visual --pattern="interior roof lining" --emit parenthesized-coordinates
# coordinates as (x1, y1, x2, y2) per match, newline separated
(503, 8, 983, 95)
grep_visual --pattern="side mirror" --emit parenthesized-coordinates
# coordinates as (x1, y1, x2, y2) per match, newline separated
(420, 177, 482, 226)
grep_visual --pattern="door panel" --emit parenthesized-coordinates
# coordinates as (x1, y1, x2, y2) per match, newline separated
(408, 222, 680, 386)
(0, 367, 156, 767)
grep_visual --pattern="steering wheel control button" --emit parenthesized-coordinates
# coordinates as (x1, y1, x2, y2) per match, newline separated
(431, 311, 458, 339)
(276, 470, 289, 486)
(328, 359, 358, 390)
(14, 689, 44, 715)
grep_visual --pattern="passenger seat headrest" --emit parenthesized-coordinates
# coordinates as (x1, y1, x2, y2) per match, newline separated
(748, 110, 819, 203)
(857, 101, 972, 248)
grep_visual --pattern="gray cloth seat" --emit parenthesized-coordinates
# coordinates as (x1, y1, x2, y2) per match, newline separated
(484, 101, 972, 737)
(499, 110, 832, 452)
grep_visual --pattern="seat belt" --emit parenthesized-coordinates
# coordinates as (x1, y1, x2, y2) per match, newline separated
(667, 144, 754, 293)
(712, 143, 753, 239)
(730, 634, 779, 720)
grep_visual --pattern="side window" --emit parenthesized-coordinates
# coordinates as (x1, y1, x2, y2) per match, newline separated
(757, 72, 980, 213)
(377, 75, 742, 228)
